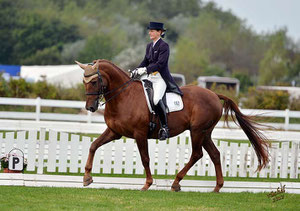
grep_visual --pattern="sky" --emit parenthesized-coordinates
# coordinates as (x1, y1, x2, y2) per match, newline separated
(203, 0, 300, 41)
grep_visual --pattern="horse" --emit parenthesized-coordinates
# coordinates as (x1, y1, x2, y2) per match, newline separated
(75, 59, 269, 192)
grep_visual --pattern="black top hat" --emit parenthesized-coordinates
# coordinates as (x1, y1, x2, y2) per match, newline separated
(147, 22, 166, 31)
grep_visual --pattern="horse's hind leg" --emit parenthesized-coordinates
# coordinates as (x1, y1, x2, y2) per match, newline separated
(203, 136, 224, 192)
(83, 128, 121, 186)
(171, 130, 204, 192)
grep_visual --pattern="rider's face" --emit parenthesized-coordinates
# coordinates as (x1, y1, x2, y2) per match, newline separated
(149, 30, 161, 41)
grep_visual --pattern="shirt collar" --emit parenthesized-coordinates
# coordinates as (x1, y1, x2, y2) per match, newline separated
(153, 38, 161, 47)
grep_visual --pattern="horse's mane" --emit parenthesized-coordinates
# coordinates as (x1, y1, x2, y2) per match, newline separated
(97, 59, 130, 79)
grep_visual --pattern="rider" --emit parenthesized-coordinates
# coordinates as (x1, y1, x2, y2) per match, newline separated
(133, 21, 183, 140)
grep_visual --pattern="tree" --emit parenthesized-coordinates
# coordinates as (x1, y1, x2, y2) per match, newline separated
(12, 12, 80, 64)
(172, 12, 238, 83)
(258, 30, 290, 85)
(78, 26, 127, 63)
(172, 37, 209, 83)
(21, 46, 62, 65)
(0, 0, 22, 64)
(232, 71, 253, 93)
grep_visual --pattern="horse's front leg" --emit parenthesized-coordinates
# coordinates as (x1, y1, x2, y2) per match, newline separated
(83, 128, 121, 186)
(136, 138, 153, 191)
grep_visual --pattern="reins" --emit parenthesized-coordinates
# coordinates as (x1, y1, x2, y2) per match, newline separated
(101, 78, 134, 105)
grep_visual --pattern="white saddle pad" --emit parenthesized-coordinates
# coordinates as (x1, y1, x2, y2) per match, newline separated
(141, 80, 184, 113)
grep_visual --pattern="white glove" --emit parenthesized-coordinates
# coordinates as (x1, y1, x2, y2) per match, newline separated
(135, 67, 147, 76)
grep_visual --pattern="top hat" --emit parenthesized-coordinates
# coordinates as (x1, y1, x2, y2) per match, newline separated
(147, 22, 166, 31)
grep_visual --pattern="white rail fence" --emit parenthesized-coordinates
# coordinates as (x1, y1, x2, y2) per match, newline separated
(0, 97, 104, 123)
(0, 129, 299, 179)
(1, 97, 300, 130)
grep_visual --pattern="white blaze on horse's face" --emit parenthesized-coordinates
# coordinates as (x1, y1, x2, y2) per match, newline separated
(75, 60, 100, 112)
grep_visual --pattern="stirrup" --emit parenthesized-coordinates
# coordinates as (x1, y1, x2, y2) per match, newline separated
(159, 127, 169, 140)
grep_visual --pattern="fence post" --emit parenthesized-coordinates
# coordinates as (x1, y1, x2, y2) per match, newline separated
(37, 128, 46, 174)
(87, 111, 92, 123)
(36, 97, 41, 121)
(284, 109, 290, 130)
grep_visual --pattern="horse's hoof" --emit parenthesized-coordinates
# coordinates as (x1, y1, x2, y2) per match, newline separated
(141, 187, 148, 191)
(213, 185, 222, 193)
(83, 176, 93, 186)
(171, 184, 181, 192)
(140, 184, 151, 191)
(213, 188, 220, 193)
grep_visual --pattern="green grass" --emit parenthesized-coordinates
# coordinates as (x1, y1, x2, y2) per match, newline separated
(0, 186, 298, 210)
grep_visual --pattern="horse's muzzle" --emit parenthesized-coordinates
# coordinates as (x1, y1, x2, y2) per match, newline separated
(86, 100, 99, 112)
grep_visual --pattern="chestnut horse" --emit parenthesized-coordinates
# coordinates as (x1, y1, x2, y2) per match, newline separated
(76, 59, 269, 192)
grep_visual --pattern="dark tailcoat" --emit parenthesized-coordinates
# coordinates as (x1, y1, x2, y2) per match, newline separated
(138, 39, 183, 96)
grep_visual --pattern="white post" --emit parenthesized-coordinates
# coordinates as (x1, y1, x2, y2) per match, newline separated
(37, 128, 46, 174)
(284, 109, 290, 130)
(87, 111, 92, 123)
(36, 97, 41, 121)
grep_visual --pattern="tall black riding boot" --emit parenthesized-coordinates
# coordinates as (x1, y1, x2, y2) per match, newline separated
(154, 100, 169, 140)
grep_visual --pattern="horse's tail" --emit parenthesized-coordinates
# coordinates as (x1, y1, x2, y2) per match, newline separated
(217, 94, 270, 171)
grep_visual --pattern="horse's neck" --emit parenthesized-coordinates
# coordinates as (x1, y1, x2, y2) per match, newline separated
(101, 62, 131, 107)
(101, 62, 129, 89)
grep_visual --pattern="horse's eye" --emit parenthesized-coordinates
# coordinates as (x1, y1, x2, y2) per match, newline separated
(91, 81, 97, 86)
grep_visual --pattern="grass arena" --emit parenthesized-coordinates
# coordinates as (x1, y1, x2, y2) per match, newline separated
(0, 186, 299, 210)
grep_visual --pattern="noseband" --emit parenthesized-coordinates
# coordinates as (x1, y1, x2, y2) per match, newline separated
(84, 64, 134, 105)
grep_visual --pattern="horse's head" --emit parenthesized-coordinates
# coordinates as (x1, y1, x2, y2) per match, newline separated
(75, 60, 107, 112)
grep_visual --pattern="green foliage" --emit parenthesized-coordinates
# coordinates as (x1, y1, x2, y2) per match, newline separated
(210, 83, 239, 105)
(0, 73, 85, 102)
(232, 71, 253, 93)
(259, 30, 290, 85)
(171, 7, 268, 83)
(172, 37, 210, 83)
(32, 80, 59, 99)
(78, 26, 128, 63)
(57, 84, 86, 101)
(144, 0, 200, 19)
(0, 0, 299, 89)
(290, 97, 300, 111)
(13, 12, 80, 64)
(21, 46, 62, 65)
(0, 73, 10, 96)
(203, 65, 225, 77)
(78, 34, 114, 63)
(0, 0, 28, 64)
(7, 78, 33, 98)
(287, 55, 300, 86)
(243, 87, 290, 110)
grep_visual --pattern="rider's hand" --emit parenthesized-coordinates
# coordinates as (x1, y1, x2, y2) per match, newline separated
(135, 67, 147, 75)
(131, 67, 147, 79)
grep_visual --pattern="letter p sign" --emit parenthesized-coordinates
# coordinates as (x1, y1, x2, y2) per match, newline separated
(8, 149, 24, 171)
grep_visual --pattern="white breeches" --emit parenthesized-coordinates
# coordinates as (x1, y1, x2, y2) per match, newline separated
(147, 72, 166, 105)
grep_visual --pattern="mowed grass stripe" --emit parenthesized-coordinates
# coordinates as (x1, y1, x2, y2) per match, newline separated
(0, 186, 299, 210)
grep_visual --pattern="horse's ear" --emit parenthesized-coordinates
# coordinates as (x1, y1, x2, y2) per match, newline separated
(75, 60, 86, 70)
(92, 60, 99, 70)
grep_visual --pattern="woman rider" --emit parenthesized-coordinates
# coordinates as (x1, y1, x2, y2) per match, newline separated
(133, 22, 183, 140)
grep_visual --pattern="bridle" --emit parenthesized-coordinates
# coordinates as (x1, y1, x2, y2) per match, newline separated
(84, 66, 106, 96)
(84, 64, 134, 106)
